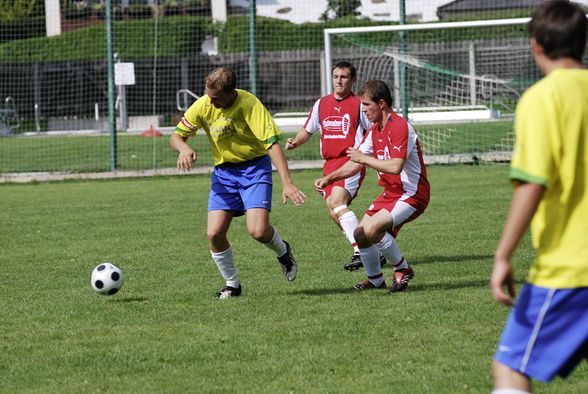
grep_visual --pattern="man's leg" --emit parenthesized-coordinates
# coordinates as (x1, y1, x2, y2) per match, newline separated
(492, 361, 531, 394)
(246, 208, 297, 282)
(208, 210, 242, 298)
(351, 215, 387, 290)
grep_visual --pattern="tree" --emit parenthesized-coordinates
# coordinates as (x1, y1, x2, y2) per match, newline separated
(321, 0, 361, 21)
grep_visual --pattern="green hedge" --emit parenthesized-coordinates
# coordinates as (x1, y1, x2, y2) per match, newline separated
(0, 14, 528, 62)
(0, 16, 209, 61)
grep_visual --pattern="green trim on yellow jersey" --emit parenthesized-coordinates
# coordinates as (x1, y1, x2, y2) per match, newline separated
(509, 168, 547, 186)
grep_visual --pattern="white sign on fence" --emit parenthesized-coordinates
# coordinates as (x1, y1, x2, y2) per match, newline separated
(114, 63, 136, 86)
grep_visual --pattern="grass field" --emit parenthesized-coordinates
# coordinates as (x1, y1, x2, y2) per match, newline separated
(0, 121, 513, 173)
(1, 165, 587, 393)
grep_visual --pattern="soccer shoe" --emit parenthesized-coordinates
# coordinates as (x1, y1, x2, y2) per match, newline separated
(215, 284, 242, 299)
(390, 266, 414, 293)
(277, 241, 297, 282)
(353, 279, 387, 290)
(344, 252, 363, 271)
(344, 253, 387, 271)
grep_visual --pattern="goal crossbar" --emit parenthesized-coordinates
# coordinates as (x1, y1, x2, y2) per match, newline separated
(323, 17, 531, 95)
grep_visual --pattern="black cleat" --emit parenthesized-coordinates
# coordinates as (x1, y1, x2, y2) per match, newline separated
(216, 284, 242, 299)
(277, 241, 297, 281)
(344, 253, 387, 271)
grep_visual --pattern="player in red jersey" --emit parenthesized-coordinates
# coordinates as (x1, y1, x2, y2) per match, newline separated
(314, 80, 430, 292)
(286, 61, 383, 271)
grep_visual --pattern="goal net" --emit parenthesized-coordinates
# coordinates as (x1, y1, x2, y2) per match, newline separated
(324, 19, 543, 163)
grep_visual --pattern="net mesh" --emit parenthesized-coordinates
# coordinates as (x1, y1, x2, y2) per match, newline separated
(0, 0, 586, 179)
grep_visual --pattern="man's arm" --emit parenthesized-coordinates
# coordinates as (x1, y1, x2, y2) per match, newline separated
(314, 159, 363, 193)
(170, 133, 197, 171)
(491, 182, 544, 306)
(267, 142, 306, 206)
(285, 129, 313, 150)
(347, 147, 405, 174)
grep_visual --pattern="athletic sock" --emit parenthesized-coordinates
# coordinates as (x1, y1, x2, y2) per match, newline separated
(358, 244, 382, 278)
(339, 211, 359, 253)
(376, 232, 405, 268)
(492, 389, 531, 394)
(262, 226, 288, 257)
(368, 272, 385, 287)
(393, 258, 409, 270)
(211, 247, 239, 288)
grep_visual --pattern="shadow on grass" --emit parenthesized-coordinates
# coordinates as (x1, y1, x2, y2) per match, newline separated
(293, 278, 525, 296)
(112, 296, 150, 303)
(410, 253, 493, 265)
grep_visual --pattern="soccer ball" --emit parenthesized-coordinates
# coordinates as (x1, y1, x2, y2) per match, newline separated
(91, 262, 124, 295)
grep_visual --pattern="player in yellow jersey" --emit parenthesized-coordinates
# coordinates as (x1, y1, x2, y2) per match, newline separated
(491, 2, 588, 392)
(170, 67, 306, 299)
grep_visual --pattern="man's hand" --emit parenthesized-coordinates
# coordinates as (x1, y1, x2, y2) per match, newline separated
(490, 257, 516, 306)
(347, 147, 366, 164)
(282, 183, 306, 206)
(313, 177, 330, 195)
(176, 148, 197, 171)
(285, 138, 298, 150)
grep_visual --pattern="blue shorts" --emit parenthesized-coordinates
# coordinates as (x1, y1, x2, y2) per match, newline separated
(494, 284, 588, 382)
(208, 155, 273, 216)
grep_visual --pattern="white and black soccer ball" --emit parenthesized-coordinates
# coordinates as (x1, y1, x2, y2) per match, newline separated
(91, 262, 124, 296)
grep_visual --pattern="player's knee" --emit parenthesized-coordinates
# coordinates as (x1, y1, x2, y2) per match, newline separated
(207, 230, 226, 248)
(247, 225, 268, 242)
(354, 227, 368, 246)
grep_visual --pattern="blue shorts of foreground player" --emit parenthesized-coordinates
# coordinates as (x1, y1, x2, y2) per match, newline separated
(494, 284, 588, 382)
(208, 154, 273, 216)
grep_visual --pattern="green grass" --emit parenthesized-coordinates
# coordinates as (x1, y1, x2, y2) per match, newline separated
(1, 165, 587, 393)
(0, 121, 513, 173)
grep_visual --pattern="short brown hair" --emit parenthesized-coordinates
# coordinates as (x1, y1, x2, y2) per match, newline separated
(205, 67, 237, 93)
(359, 80, 392, 107)
(528, 0, 587, 61)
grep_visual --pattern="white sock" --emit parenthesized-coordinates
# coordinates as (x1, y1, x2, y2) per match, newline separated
(376, 232, 405, 268)
(492, 389, 531, 394)
(211, 247, 239, 288)
(262, 226, 287, 257)
(339, 211, 359, 252)
(358, 244, 382, 278)
(368, 272, 385, 287)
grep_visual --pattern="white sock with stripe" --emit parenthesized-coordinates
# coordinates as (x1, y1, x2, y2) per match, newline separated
(338, 210, 360, 253)
(359, 244, 383, 284)
(376, 232, 407, 270)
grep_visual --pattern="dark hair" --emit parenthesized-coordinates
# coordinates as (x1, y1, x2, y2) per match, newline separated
(528, 0, 587, 61)
(205, 67, 237, 93)
(331, 61, 357, 79)
(359, 80, 392, 107)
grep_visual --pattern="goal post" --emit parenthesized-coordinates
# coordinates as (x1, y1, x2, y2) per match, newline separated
(323, 17, 540, 163)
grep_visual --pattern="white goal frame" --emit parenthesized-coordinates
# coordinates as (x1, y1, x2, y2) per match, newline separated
(323, 17, 531, 104)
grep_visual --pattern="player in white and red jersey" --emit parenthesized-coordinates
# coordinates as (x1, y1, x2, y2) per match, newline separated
(286, 61, 383, 271)
(314, 80, 430, 292)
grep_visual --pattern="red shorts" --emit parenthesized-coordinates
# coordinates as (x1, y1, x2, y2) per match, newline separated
(365, 191, 428, 237)
(322, 156, 366, 200)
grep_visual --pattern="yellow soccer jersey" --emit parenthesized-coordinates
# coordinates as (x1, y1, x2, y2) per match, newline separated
(175, 89, 281, 166)
(511, 68, 588, 288)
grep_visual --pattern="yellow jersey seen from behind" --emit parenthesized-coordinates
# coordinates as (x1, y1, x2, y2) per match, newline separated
(511, 68, 588, 288)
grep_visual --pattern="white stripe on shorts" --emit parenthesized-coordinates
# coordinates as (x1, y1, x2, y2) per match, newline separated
(520, 288, 556, 373)
(390, 200, 417, 227)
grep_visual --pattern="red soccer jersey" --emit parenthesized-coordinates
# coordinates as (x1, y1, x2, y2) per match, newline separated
(359, 112, 430, 207)
(304, 93, 370, 160)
